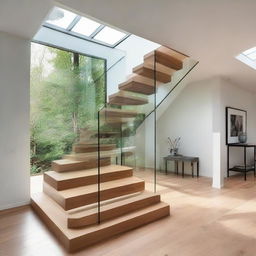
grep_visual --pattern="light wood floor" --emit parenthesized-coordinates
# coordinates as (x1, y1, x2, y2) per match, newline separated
(1, 171, 256, 256)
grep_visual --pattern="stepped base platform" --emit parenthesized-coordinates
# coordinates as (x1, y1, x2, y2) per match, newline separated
(31, 192, 170, 252)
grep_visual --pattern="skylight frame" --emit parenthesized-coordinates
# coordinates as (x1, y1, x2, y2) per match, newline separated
(43, 7, 130, 48)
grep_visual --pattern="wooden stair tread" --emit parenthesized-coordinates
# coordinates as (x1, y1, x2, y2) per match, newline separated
(64, 146, 135, 161)
(46, 165, 133, 181)
(44, 165, 133, 190)
(119, 74, 155, 95)
(31, 192, 170, 252)
(73, 143, 116, 153)
(133, 61, 176, 83)
(101, 108, 138, 118)
(103, 117, 133, 124)
(43, 177, 145, 210)
(144, 46, 187, 70)
(68, 191, 161, 228)
(52, 158, 111, 172)
(63, 151, 119, 161)
(51, 177, 144, 198)
(109, 91, 148, 105)
(73, 143, 116, 148)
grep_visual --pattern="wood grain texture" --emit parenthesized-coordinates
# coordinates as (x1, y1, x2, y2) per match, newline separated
(101, 108, 138, 118)
(109, 91, 148, 105)
(144, 46, 187, 70)
(43, 177, 145, 210)
(31, 192, 169, 252)
(119, 74, 155, 95)
(51, 157, 111, 172)
(72, 143, 116, 153)
(2, 173, 256, 256)
(68, 192, 161, 228)
(44, 165, 133, 190)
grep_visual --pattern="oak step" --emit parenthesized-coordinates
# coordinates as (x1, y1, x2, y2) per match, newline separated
(73, 143, 116, 153)
(31, 192, 170, 252)
(68, 192, 161, 228)
(103, 117, 132, 125)
(133, 61, 176, 83)
(44, 165, 133, 191)
(43, 176, 145, 210)
(101, 108, 138, 118)
(44, 165, 133, 190)
(63, 151, 119, 161)
(144, 46, 187, 70)
(93, 131, 120, 138)
(63, 146, 135, 162)
(109, 91, 148, 106)
(119, 74, 155, 95)
(52, 158, 111, 172)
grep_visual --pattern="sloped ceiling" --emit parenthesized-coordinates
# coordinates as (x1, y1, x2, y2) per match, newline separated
(1, 0, 256, 92)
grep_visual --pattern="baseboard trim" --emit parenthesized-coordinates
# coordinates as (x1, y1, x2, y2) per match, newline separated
(0, 200, 30, 212)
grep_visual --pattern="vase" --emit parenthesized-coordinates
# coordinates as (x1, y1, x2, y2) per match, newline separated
(238, 132, 247, 143)
(170, 148, 178, 155)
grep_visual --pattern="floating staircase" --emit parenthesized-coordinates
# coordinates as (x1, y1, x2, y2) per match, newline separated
(31, 45, 198, 252)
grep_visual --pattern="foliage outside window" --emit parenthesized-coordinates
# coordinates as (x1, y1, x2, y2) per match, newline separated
(30, 43, 106, 175)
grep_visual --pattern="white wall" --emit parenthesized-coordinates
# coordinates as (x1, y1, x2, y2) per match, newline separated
(0, 32, 30, 210)
(116, 35, 160, 75)
(155, 76, 256, 188)
(156, 79, 215, 177)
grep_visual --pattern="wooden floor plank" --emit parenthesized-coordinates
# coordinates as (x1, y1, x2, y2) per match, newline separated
(2, 171, 256, 255)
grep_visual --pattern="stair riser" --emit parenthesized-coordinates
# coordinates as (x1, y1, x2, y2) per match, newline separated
(103, 112, 137, 118)
(31, 196, 170, 253)
(43, 181, 145, 210)
(70, 205, 170, 252)
(44, 169, 133, 191)
(73, 145, 116, 153)
(109, 96, 147, 106)
(52, 158, 111, 172)
(119, 81, 155, 95)
(134, 67, 172, 83)
(63, 155, 116, 162)
(145, 54, 183, 70)
(68, 194, 161, 228)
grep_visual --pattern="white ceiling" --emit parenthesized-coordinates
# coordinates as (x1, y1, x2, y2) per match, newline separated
(1, 0, 256, 92)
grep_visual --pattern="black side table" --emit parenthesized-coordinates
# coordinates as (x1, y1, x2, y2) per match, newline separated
(164, 155, 199, 178)
(227, 143, 256, 181)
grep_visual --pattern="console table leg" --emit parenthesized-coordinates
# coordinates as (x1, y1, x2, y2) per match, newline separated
(182, 161, 184, 178)
(244, 147, 247, 181)
(191, 162, 194, 178)
(175, 161, 178, 175)
(165, 160, 167, 175)
(254, 146, 256, 177)
(197, 161, 199, 178)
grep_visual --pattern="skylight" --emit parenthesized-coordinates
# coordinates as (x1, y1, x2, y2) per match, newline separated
(44, 7, 129, 47)
(94, 26, 127, 45)
(236, 47, 256, 70)
(45, 7, 76, 29)
(72, 17, 101, 37)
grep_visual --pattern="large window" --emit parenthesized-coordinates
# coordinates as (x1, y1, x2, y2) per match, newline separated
(30, 43, 106, 175)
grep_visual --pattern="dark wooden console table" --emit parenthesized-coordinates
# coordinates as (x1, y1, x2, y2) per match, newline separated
(164, 155, 199, 178)
(227, 143, 256, 181)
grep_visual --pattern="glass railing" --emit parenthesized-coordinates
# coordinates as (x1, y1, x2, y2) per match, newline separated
(96, 45, 198, 221)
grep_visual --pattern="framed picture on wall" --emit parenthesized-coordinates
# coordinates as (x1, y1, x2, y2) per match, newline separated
(226, 107, 247, 144)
